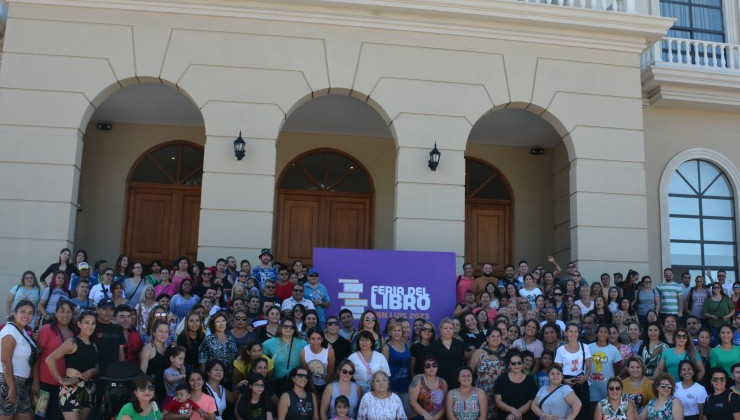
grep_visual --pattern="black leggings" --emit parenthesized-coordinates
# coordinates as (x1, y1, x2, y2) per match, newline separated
(564, 376, 590, 420)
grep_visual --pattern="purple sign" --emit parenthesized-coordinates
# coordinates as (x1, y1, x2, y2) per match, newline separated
(312, 248, 456, 326)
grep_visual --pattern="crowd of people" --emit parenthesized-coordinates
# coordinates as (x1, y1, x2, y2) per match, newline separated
(1, 248, 740, 420)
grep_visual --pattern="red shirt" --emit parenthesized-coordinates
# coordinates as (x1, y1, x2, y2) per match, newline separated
(123, 330, 143, 365)
(39, 324, 68, 385)
(165, 398, 200, 415)
(274, 282, 293, 301)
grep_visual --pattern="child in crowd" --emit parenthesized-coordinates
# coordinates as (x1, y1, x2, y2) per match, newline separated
(536, 350, 554, 387)
(521, 350, 535, 376)
(163, 346, 187, 404)
(329, 395, 354, 420)
(164, 384, 201, 416)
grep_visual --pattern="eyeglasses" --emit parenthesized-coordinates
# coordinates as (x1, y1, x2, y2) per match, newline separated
(341, 369, 355, 375)
(155, 313, 167, 317)
(510, 361, 523, 366)
(711, 377, 726, 382)
(252, 383, 265, 388)
(424, 363, 438, 369)
(421, 328, 434, 333)
(658, 384, 673, 389)
(326, 321, 339, 326)
(675, 334, 688, 339)
(294, 373, 309, 379)
(137, 384, 155, 392)
(608, 386, 622, 391)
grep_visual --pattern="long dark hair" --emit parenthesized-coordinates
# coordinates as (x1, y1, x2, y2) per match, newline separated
(237, 374, 271, 419)
(51, 300, 78, 336)
(114, 255, 130, 277)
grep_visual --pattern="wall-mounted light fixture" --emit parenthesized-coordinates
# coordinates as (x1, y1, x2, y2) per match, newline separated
(428, 143, 441, 171)
(234, 131, 246, 161)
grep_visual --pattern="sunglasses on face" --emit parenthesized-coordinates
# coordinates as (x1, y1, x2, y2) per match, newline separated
(510, 361, 523, 366)
(294, 373, 309, 379)
(137, 384, 156, 392)
(341, 369, 355, 375)
(265, 285, 275, 289)
(326, 321, 339, 326)
(608, 386, 622, 391)
(282, 325, 295, 330)
(425, 363, 438, 369)
(658, 384, 673, 389)
(711, 377, 726, 382)
(235, 317, 247, 321)
(553, 293, 563, 296)
(676, 334, 688, 339)
(293, 289, 304, 292)
(421, 328, 434, 333)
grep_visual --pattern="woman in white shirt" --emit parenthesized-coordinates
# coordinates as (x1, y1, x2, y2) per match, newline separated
(672, 360, 706, 420)
(554, 322, 591, 420)
(0, 299, 39, 419)
(347, 330, 390, 394)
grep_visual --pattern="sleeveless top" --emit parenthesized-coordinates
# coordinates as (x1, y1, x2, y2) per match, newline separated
(646, 398, 673, 420)
(65, 336, 97, 373)
(328, 382, 360, 419)
(303, 346, 330, 386)
(286, 389, 314, 420)
(415, 376, 446, 416)
(599, 398, 629, 420)
(146, 346, 169, 401)
(205, 383, 227, 420)
(451, 388, 480, 420)
(475, 351, 505, 392)
(387, 343, 411, 393)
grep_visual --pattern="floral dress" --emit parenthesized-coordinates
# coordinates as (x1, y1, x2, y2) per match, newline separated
(415, 376, 447, 417)
(599, 397, 629, 420)
(475, 347, 506, 420)
(198, 334, 237, 382)
(451, 388, 481, 420)
(646, 398, 673, 420)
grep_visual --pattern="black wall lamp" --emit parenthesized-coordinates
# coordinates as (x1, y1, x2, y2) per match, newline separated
(234, 131, 246, 161)
(428, 143, 441, 171)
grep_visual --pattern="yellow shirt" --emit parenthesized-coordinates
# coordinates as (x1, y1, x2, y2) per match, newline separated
(233, 356, 274, 375)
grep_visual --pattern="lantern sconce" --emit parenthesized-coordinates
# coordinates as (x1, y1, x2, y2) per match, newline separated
(428, 143, 441, 171)
(233, 131, 246, 161)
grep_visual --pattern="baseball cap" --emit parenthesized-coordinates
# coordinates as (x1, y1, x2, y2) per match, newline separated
(97, 297, 115, 309)
(78, 262, 90, 271)
(308, 269, 319, 277)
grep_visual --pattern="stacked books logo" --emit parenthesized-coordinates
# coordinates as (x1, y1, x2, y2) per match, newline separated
(337, 278, 367, 318)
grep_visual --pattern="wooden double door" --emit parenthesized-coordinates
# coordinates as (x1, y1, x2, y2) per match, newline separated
(275, 193, 371, 267)
(465, 204, 512, 275)
(124, 186, 200, 265)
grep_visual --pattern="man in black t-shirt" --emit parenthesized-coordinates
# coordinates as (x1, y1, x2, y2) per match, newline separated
(93, 297, 125, 375)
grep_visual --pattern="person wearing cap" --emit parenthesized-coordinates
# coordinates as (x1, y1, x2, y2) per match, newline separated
(304, 269, 330, 329)
(90, 267, 126, 303)
(68, 261, 97, 298)
(93, 297, 125, 375)
(251, 248, 278, 290)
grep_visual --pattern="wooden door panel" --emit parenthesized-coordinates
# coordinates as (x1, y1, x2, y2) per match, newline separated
(127, 189, 173, 261)
(466, 205, 511, 274)
(276, 195, 321, 266)
(179, 191, 201, 262)
(325, 198, 371, 249)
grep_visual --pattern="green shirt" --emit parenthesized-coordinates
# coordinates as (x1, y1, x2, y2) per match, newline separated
(703, 296, 734, 328)
(117, 403, 163, 420)
(710, 345, 740, 376)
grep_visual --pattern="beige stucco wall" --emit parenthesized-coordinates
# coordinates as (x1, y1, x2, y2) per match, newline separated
(75, 122, 206, 264)
(0, 0, 673, 308)
(276, 132, 396, 250)
(644, 106, 740, 277)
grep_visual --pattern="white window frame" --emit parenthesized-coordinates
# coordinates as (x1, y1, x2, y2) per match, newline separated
(659, 148, 740, 271)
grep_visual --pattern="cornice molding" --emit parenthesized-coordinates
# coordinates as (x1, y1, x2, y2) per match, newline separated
(642, 65, 740, 112)
(8, 0, 674, 53)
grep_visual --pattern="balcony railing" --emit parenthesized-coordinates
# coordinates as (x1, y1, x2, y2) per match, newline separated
(642, 37, 740, 73)
(516, 0, 636, 13)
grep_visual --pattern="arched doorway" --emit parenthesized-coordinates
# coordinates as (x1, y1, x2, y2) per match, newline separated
(465, 158, 513, 275)
(123, 141, 203, 264)
(275, 149, 374, 266)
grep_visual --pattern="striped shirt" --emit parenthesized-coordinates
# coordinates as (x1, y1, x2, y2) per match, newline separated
(657, 281, 683, 314)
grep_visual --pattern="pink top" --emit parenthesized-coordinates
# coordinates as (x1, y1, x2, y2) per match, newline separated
(456, 276, 475, 304)
(39, 324, 67, 385)
(155, 282, 179, 298)
(188, 393, 216, 420)
(171, 272, 192, 294)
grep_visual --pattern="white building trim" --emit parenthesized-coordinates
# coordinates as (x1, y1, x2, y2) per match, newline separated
(659, 148, 740, 271)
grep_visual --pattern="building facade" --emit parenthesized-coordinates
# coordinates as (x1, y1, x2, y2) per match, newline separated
(1, 0, 738, 311)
